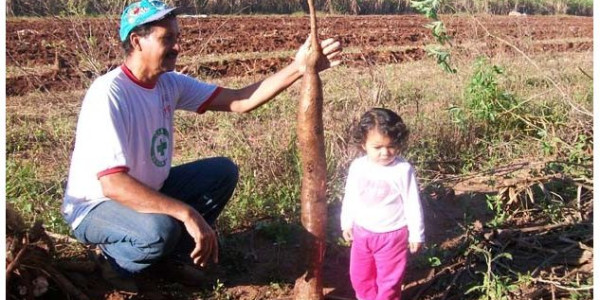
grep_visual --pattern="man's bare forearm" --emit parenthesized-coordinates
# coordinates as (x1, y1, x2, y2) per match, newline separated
(209, 61, 302, 113)
(99, 172, 193, 222)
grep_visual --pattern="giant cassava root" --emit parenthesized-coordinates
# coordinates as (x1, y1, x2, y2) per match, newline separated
(293, 0, 328, 299)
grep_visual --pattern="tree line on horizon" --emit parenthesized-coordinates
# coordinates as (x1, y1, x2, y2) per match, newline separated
(6, 0, 593, 17)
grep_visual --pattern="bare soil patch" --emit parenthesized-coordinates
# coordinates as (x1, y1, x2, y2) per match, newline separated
(6, 15, 592, 96)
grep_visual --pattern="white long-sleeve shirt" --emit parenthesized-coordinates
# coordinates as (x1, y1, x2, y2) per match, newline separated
(340, 156, 425, 243)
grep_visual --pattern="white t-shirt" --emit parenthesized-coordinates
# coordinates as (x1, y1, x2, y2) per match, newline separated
(340, 156, 425, 243)
(62, 65, 221, 229)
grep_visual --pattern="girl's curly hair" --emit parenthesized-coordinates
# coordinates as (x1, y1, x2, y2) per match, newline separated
(350, 108, 409, 150)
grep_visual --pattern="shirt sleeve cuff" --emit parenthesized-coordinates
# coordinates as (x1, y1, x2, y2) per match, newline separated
(196, 86, 223, 114)
(97, 166, 129, 179)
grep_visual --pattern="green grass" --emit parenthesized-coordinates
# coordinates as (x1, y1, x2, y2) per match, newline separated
(6, 160, 69, 234)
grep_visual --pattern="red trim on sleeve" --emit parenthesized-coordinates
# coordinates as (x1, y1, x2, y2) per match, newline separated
(196, 87, 223, 114)
(121, 64, 157, 89)
(97, 166, 130, 179)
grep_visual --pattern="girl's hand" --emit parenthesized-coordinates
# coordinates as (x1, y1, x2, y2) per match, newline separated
(409, 242, 423, 254)
(342, 228, 353, 242)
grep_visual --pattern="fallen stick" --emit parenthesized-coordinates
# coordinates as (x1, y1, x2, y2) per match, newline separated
(576, 185, 583, 221)
(495, 174, 565, 189)
(410, 260, 469, 300)
(513, 238, 558, 254)
(531, 243, 581, 276)
(45, 231, 79, 244)
(496, 222, 590, 235)
(533, 277, 593, 292)
(403, 267, 435, 290)
(558, 236, 593, 253)
(6, 244, 28, 281)
(441, 268, 465, 300)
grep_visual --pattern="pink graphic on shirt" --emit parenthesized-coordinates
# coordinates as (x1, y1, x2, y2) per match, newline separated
(357, 179, 392, 204)
(163, 104, 172, 116)
(161, 94, 172, 118)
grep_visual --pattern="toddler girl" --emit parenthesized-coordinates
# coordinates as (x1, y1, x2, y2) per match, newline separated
(341, 108, 425, 300)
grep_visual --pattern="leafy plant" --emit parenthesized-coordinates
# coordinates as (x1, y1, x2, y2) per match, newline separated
(465, 58, 518, 125)
(336, 236, 351, 247)
(539, 197, 566, 224)
(449, 56, 527, 144)
(466, 245, 517, 300)
(428, 255, 442, 267)
(425, 20, 451, 45)
(411, 0, 456, 73)
(485, 194, 508, 228)
(411, 0, 442, 19)
(414, 244, 447, 268)
(426, 45, 456, 73)
(567, 134, 592, 165)
(212, 279, 233, 300)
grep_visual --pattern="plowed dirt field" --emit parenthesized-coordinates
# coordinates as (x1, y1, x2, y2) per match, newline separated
(6, 15, 592, 96)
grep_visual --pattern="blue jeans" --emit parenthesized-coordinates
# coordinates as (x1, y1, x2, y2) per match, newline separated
(72, 157, 238, 275)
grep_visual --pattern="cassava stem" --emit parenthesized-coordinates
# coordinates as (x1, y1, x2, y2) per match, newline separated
(293, 0, 328, 299)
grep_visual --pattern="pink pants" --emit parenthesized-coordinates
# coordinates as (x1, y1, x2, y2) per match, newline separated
(349, 226, 408, 300)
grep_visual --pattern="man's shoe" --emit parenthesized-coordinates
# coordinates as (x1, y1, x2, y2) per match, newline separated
(151, 260, 209, 287)
(93, 252, 139, 294)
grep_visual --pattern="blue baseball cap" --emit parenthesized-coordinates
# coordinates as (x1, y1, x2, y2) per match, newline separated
(119, 0, 179, 42)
